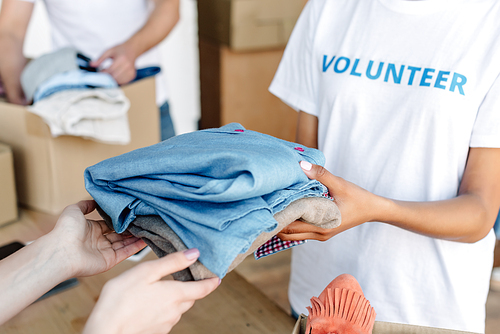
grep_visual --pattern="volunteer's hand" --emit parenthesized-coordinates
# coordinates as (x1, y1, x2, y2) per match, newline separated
(90, 43, 137, 85)
(83, 249, 220, 334)
(50, 200, 147, 278)
(277, 161, 384, 241)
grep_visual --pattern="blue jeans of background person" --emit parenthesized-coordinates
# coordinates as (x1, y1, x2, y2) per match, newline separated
(291, 307, 300, 320)
(159, 101, 175, 141)
(494, 211, 500, 240)
(84, 123, 328, 277)
(133, 66, 176, 141)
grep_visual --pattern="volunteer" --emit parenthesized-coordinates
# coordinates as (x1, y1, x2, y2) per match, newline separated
(271, 0, 500, 332)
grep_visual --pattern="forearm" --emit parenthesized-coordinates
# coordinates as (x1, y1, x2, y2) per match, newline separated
(287, 147, 500, 244)
(0, 233, 73, 325)
(124, 0, 179, 59)
(296, 111, 318, 149)
(0, 33, 27, 104)
(380, 148, 500, 243)
(375, 193, 497, 243)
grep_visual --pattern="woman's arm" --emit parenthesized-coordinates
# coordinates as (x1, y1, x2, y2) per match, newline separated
(0, 0, 34, 104)
(90, 0, 180, 85)
(296, 110, 318, 149)
(0, 201, 219, 333)
(278, 112, 500, 243)
(0, 201, 146, 325)
(386, 147, 500, 242)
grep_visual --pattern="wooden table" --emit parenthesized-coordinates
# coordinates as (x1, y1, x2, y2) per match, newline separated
(0, 209, 296, 334)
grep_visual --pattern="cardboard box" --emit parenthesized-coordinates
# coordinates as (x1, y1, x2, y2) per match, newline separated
(198, 0, 307, 51)
(292, 314, 476, 334)
(0, 77, 160, 215)
(199, 39, 298, 142)
(0, 143, 18, 226)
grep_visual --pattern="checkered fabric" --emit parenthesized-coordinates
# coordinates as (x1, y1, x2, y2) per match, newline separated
(254, 235, 306, 260)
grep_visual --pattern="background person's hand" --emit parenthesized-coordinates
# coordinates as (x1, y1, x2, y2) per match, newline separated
(90, 43, 137, 85)
(83, 249, 220, 334)
(277, 161, 384, 241)
(51, 200, 147, 278)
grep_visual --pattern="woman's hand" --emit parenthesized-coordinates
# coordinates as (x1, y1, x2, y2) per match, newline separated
(83, 249, 220, 334)
(0, 200, 147, 325)
(51, 200, 147, 278)
(277, 161, 385, 241)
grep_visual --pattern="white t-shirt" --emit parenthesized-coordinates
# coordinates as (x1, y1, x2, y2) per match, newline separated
(269, 0, 500, 332)
(22, 0, 168, 105)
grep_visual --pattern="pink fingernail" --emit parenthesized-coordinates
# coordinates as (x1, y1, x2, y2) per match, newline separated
(183, 248, 200, 260)
(300, 161, 312, 171)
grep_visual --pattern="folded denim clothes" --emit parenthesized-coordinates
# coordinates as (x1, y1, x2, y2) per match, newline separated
(85, 123, 341, 277)
(21, 47, 160, 103)
(33, 70, 118, 102)
(28, 88, 131, 144)
(96, 196, 341, 281)
(34, 67, 160, 103)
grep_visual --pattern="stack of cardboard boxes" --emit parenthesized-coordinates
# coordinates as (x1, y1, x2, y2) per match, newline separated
(198, 0, 307, 142)
(0, 77, 159, 216)
(199, 0, 305, 51)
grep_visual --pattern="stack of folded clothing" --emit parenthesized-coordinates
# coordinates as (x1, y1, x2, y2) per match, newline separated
(85, 123, 342, 280)
(21, 47, 130, 144)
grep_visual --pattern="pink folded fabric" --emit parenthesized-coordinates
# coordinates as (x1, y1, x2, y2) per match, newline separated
(306, 274, 376, 334)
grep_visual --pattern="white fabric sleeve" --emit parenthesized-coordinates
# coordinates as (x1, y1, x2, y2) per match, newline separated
(470, 74, 500, 148)
(268, 0, 320, 116)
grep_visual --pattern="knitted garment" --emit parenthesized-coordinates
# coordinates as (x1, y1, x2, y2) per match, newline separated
(97, 195, 341, 281)
(306, 274, 376, 334)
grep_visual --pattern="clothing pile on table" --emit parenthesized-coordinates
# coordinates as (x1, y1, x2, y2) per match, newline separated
(21, 47, 160, 145)
(85, 123, 342, 280)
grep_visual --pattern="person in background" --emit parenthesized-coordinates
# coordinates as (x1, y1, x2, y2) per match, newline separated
(0, 0, 179, 140)
(0, 200, 219, 333)
(270, 0, 500, 332)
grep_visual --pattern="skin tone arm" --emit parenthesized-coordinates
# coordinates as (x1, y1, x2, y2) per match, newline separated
(0, 200, 219, 333)
(90, 0, 180, 85)
(83, 249, 219, 334)
(277, 111, 500, 244)
(0, 0, 34, 105)
(0, 200, 146, 324)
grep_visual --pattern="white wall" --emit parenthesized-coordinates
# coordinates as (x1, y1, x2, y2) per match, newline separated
(2, 0, 200, 135)
(159, 0, 200, 135)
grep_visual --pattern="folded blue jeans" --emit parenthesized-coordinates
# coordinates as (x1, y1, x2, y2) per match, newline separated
(84, 123, 328, 277)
